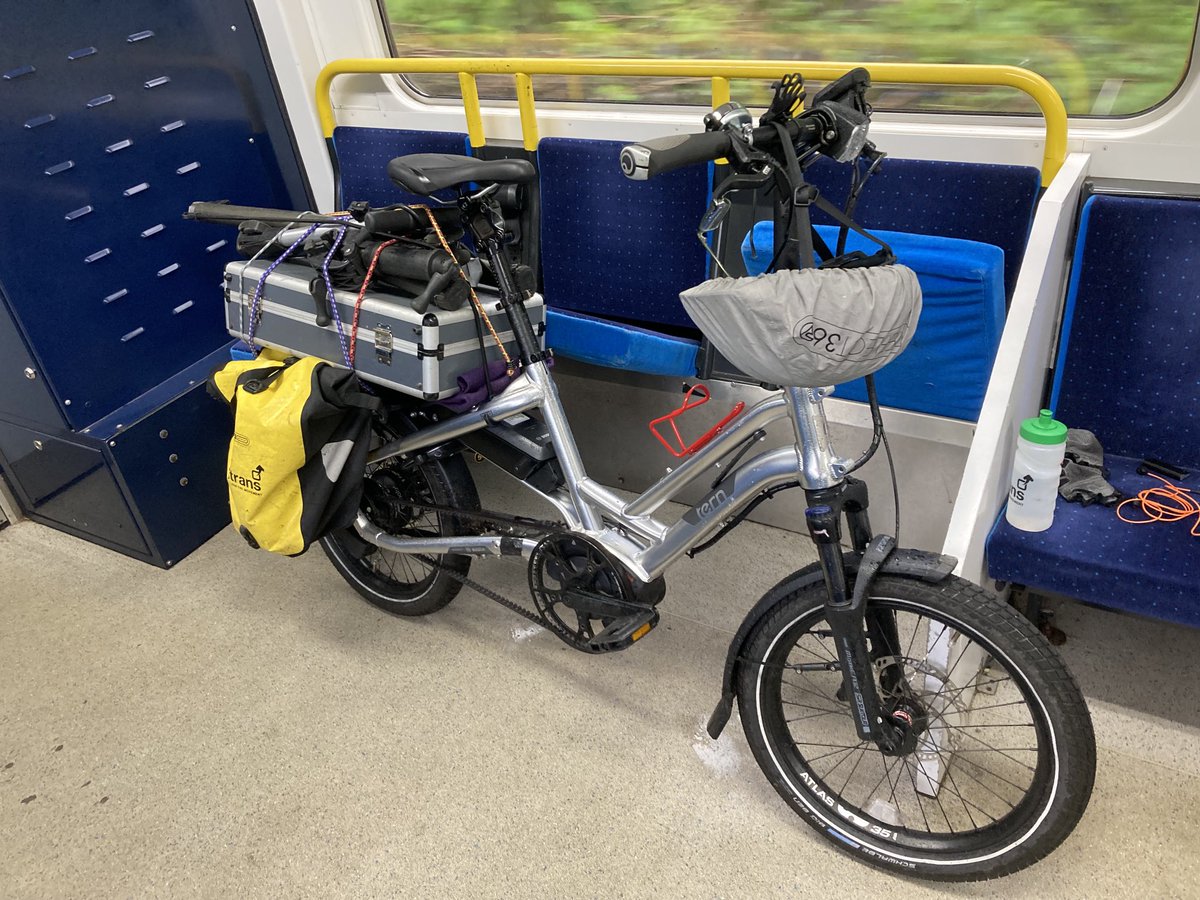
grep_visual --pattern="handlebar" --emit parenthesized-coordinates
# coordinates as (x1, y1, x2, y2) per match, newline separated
(620, 115, 824, 181)
(620, 68, 875, 181)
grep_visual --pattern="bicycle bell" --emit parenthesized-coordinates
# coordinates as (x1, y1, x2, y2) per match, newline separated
(704, 101, 753, 139)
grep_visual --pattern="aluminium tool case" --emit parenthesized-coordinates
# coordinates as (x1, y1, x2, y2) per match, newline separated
(223, 259, 545, 400)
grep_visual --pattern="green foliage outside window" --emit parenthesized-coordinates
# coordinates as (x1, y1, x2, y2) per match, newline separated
(382, 0, 1197, 115)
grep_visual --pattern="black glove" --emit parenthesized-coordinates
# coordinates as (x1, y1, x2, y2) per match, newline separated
(1059, 461, 1123, 507)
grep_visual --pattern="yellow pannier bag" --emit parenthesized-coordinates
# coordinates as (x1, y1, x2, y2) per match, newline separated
(209, 356, 381, 555)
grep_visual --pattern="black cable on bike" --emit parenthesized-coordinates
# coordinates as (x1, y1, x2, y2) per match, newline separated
(686, 480, 801, 558)
(840, 374, 900, 542)
(843, 374, 882, 476)
(865, 375, 901, 543)
(837, 160, 862, 256)
(881, 412, 900, 544)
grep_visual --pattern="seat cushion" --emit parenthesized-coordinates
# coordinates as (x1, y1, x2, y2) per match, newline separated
(387, 153, 536, 195)
(987, 455, 1200, 626)
(742, 223, 1005, 421)
(545, 308, 698, 376)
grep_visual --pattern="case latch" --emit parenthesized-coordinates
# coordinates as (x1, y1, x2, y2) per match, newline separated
(374, 325, 393, 366)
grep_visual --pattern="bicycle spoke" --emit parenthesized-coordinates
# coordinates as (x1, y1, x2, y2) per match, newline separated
(785, 708, 843, 723)
(922, 729, 1025, 814)
(781, 699, 842, 714)
(807, 743, 866, 766)
(839, 743, 871, 797)
(781, 678, 843, 710)
(907, 753, 955, 830)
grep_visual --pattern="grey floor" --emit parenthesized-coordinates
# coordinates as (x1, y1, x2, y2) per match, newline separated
(2, 463, 1199, 899)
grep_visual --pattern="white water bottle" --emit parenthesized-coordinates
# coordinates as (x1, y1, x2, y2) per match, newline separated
(1005, 409, 1067, 532)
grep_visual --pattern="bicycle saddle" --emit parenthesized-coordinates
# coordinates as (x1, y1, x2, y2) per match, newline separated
(387, 154, 537, 195)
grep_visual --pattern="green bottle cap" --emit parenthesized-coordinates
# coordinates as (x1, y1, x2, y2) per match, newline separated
(1019, 409, 1067, 445)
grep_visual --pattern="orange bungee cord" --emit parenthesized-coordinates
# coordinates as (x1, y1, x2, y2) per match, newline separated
(1116, 472, 1200, 536)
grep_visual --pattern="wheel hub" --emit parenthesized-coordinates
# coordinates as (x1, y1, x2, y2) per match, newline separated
(362, 467, 422, 533)
(879, 699, 929, 756)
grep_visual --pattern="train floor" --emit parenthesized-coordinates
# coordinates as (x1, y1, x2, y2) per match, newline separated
(2, 462, 1199, 898)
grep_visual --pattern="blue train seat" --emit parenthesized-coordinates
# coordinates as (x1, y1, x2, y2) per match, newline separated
(538, 137, 709, 376)
(332, 126, 471, 206)
(803, 157, 1040, 299)
(743, 222, 1005, 421)
(986, 194, 1200, 627)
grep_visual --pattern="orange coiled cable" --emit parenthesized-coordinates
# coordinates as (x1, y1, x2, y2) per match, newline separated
(1116, 472, 1200, 537)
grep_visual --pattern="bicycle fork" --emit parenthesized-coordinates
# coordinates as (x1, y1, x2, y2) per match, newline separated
(805, 495, 904, 751)
(784, 386, 905, 752)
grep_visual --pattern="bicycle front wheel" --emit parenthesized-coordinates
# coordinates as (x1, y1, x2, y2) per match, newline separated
(735, 574, 1095, 881)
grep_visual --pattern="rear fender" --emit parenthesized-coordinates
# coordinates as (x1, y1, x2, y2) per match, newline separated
(705, 547, 957, 739)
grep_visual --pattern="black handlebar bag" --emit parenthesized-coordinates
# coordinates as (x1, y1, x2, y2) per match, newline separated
(209, 356, 382, 555)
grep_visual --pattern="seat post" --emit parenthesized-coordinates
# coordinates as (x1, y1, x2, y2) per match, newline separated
(462, 196, 547, 367)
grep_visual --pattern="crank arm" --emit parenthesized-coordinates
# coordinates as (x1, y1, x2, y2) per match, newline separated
(557, 589, 653, 619)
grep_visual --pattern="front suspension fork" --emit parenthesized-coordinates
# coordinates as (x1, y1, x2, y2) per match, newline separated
(805, 485, 902, 750)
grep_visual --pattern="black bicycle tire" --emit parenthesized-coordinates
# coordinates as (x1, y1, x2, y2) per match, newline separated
(735, 573, 1095, 881)
(320, 414, 480, 616)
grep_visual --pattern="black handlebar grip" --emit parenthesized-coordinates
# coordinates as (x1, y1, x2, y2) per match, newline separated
(362, 206, 460, 236)
(619, 130, 732, 180)
(184, 201, 344, 227)
(619, 117, 826, 181)
(409, 268, 458, 314)
(368, 244, 457, 283)
(361, 208, 427, 235)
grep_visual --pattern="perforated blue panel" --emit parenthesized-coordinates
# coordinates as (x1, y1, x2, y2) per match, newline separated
(332, 126, 469, 207)
(987, 456, 1200, 626)
(1050, 195, 1200, 470)
(804, 157, 1039, 298)
(0, 1, 306, 430)
(539, 137, 710, 328)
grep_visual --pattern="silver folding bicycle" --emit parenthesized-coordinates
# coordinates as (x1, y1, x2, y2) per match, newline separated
(318, 69, 1095, 881)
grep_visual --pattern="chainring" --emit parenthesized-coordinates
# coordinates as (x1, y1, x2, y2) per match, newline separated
(527, 534, 639, 653)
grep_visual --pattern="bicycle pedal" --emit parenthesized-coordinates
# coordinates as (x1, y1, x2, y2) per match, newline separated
(587, 607, 659, 652)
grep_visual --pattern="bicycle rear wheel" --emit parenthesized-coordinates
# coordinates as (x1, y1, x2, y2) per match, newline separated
(321, 409, 479, 616)
(735, 573, 1095, 881)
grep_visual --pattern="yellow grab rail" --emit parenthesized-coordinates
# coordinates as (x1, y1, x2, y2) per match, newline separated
(316, 57, 1067, 185)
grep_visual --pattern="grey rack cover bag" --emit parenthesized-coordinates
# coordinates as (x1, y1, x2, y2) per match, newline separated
(680, 265, 922, 387)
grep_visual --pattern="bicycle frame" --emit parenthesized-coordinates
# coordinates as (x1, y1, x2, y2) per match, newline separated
(358, 357, 855, 585)
(350, 187, 915, 753)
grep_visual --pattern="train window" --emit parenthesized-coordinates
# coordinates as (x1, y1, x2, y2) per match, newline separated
(380, 0, 1198, 117)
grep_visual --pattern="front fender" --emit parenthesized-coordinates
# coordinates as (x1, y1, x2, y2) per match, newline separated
(705, 547, 957, 739)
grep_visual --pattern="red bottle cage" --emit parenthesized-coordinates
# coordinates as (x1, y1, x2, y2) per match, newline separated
(648, 383, 745, 458)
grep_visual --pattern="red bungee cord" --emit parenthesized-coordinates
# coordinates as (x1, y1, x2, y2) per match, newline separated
(348, 239, 398, 366)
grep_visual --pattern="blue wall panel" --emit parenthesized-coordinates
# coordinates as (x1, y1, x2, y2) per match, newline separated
(0, 0, 308, 565)
(0, 0, 307, 430)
